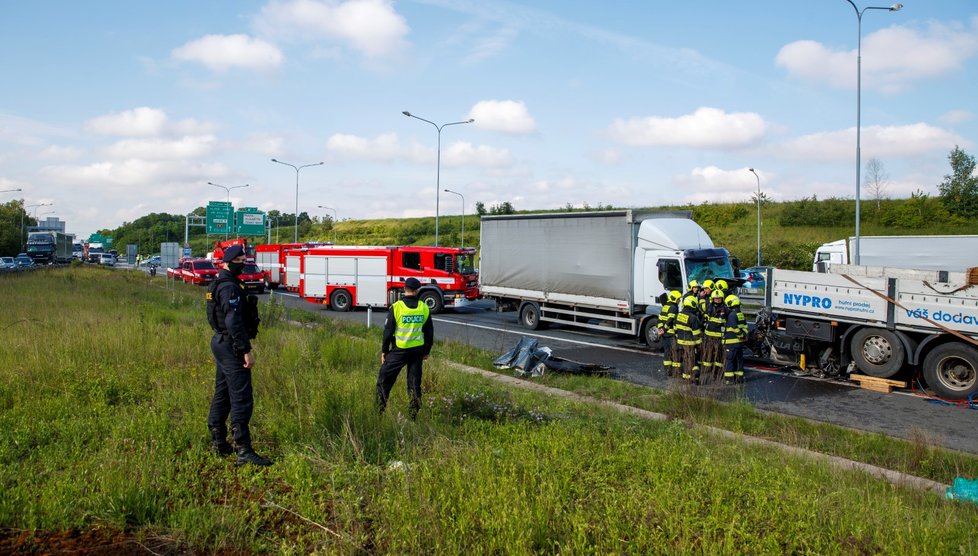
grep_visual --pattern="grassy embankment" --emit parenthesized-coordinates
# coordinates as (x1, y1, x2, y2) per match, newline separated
(2, 267, 977, 553)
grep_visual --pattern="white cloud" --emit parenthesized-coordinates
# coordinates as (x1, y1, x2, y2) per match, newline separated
(591, 149, 622, 165)
(326, 132, 511, 167)
(938, 110, 974, 126)
(673, 166, 773, 204)
(442, 142, 512, 167)
(778, 123, 967, 161)
(84, 107, 217, 138)
(36, 145, 83, 160)
(102, 136, 217, 160)
(468, 100, 537, 134)
(608, 107, 766, 148)
(171, 34, 283, 72)
(85, 107, 168, 136)
(256, 0, 408, 59)
(40, 160, 229, 189)
(776, 20, 978, 93)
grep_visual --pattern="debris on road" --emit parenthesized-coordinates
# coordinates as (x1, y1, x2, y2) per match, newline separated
(493, 337, 612, 378)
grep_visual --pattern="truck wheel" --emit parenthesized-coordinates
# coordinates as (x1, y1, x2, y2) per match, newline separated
(519, 302, 545, 330)
(330, 289, 352, 312)
(923, 343, 978, 400)
(850, 328, 905, 378)
(419, 291, 444, 314)
(265, 277, 279, 290)
(642, 319, 663, 351)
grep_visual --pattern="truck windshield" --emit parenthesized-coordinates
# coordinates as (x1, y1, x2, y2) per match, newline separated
(685, 258, 734, 284)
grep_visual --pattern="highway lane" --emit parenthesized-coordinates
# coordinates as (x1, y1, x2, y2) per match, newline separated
(264, 290, 978, 454)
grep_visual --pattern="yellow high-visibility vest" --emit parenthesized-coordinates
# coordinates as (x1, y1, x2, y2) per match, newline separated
(393, 300, 429, 349)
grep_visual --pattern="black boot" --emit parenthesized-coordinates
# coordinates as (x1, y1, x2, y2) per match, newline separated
(236, 446, 273, 467)
(232, 423, 272, 466)
(209, 426, 234, 456)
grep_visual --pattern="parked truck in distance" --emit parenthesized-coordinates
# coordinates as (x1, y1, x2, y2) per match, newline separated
(813, 235, 978, 272)
(26, 231, 72, 264)
(758, 264, 978, 399)
(479, 210, 737, 348)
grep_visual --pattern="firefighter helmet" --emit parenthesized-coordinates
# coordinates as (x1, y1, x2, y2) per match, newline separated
(668, 290, 681, 303)
(683, 296, 698, 309)
(688, 280, 699, 289)
(711, 289, 723, 300)
(702, 279, 714, 290)
(715, 279, 729, 292)
(724, 294, 741, 308)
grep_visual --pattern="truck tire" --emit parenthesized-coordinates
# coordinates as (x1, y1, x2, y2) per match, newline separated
(419, 291, 444, 314)
(519, 302, 545, 330)
(923, 343, 978, 400)
(850, 328, 905, 378)
(642, 318, 663, 351)
(330, 289, 352, 312)
(265, 277, 279, 290)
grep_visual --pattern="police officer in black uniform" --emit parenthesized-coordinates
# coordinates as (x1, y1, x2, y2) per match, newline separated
(206, 244, 271, 466)
(376, 277, 434, 420)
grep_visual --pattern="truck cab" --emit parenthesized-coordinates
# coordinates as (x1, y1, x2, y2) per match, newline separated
(813, 240, 847, 271)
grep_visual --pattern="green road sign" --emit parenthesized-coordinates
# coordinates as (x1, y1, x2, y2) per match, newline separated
(235, 207, 266, 236)
(206, 201, 233, 235)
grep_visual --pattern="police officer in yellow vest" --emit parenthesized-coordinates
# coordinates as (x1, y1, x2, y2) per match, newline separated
(377, 277, 434, 419)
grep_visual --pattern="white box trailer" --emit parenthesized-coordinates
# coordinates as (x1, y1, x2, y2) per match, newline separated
(813, 235, 978, 272)
(480, 210, 735, 347)
(763, 264, 978, 399)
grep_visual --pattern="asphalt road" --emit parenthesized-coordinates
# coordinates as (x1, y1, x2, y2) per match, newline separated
(204, 282, 974, 455)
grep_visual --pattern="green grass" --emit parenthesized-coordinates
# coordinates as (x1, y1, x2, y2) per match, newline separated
(2, 267, 977, 553)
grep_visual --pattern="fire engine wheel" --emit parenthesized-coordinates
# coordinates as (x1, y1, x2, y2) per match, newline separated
(850, 328, 904, 378)
(519, 302, 545, 330)
(330, 289, 352, 312)
(642, 319, 663, 351)
(419, 291, 444, 314)
(264, 277, 278, 290)
(923, 343, 978, 400)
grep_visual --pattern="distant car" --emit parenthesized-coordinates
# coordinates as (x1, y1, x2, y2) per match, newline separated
(239, 263, 265, 293)
(143, 255, 161, 267)
(14, 254, 35, 268)
(0, 256, 18, 271)
(180, 259, 219, 285)
(96, 253, 117, 266)
(739, 266, 770, 289)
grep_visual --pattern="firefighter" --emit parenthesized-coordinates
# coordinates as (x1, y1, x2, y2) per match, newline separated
(657, 290, 681, 376)
(698, 279, 715, 315)
(701, 289, 727, 382)
(723, 293, 749, 384)
(674, 296, 702, 383)
(206, 245, 270, 466)
(377, 277, 434, 420)
(714, 279, 729, 295)
(681, 280, 701, 307)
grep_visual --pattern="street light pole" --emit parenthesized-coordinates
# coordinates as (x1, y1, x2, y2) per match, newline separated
(317, 205, 338, 244)
(844, 1, 902, 265)
(402, 111, 474, 247)
(443, 188, 465, 249)
(23, 202, 52, 251)
(271, 159, 324, 243)
(208, 182, 249, 240)
(748, 169, 761, 267)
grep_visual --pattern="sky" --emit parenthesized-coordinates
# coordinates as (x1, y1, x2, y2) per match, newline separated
(1, 0, 976, 238)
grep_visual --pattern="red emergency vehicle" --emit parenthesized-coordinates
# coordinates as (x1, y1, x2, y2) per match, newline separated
(255, 242, 328, 291)
(296, 245, 478, 313)
(211, 238, 253, 265)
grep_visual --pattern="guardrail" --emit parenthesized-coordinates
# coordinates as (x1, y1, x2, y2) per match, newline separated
(736, 288, 765, 320)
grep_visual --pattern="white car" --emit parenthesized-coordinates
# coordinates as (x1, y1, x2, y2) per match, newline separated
(0, 256, 17, 271)
(97, 253, 117, 266)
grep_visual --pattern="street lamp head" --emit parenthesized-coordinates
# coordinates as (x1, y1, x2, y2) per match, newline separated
(748, 168, 755, 172)
(466, 119, 475, 123)
(890, 3, 902, 11)
(402, 111, 412, 117)
(271, 158, 279, 163)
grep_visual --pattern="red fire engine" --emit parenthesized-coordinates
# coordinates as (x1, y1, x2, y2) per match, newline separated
(296, 245, 479, 313)
(255, 242, 328, 291)
(211, 238, 253, 264)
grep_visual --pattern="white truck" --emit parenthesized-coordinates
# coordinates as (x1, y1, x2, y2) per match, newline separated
(760, 264, 978, 399)
(479, 210, 737, 348)
(813, 235, 978, 272)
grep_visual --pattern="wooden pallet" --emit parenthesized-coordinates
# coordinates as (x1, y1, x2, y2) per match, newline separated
(849, 374, 907, 394)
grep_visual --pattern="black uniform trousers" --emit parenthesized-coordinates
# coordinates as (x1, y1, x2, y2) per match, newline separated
(208, 334, 254, 445)
(376, 346, 425, 415)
